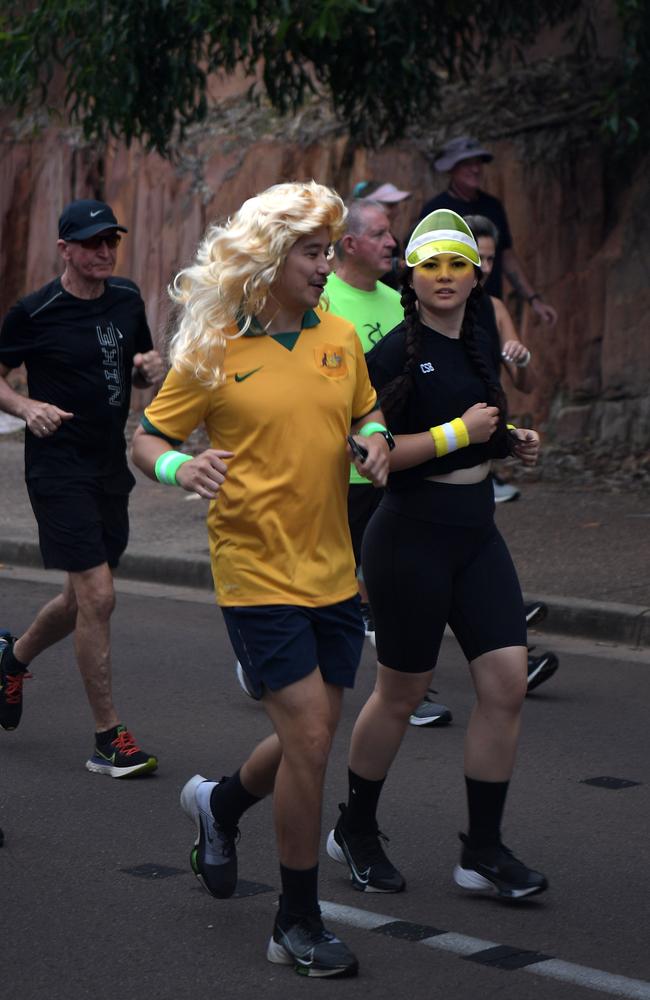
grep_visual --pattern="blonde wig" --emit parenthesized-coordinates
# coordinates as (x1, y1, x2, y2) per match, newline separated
(169, 180, 347, 385)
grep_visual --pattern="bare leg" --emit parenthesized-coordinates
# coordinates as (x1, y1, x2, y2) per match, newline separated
(68, 563, 119, 732)
(263, 670, 343, 868)
(348, 663, 432, 780)
(13, 576, 78, 664)
(240, 732, 282, 798)
(465, 646, 528, 781)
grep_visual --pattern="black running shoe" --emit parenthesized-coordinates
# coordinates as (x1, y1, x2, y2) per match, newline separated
(525, 602, 548, 628)
(0, 633, 30, 732)
(85, 725, 158, 778)
(527, 651, 559, 693)
(180, 773, 238, 898)
(453, 833, 548, 899)
(409, 695, 453, 728)
(326, 802, 405, 893)
(267, 912, 358, 978)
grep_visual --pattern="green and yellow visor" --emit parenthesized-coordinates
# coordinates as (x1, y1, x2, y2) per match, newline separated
(405, 209, 480, 268)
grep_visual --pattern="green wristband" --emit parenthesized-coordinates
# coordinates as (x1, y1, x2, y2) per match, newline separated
(359, 421, 388, 438)
(154, 451, 192, 486)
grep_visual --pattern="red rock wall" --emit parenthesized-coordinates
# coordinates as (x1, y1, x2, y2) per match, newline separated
(1, 123, 648, 452)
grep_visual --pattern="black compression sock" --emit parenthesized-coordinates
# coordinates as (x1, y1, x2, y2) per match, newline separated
(95, 725, 121, 746)
(345, 768, 385, 833)
(277, 865, 320, 925)
(210, 768, 261, 826)
(465, 775, 509, 848)
(3, 644, 28, 674)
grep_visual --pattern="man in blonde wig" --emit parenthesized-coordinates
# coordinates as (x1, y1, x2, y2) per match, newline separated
(132, 181, 393, 978)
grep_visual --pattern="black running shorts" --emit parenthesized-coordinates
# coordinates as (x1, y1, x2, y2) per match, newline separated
(27, 478, 130, 572)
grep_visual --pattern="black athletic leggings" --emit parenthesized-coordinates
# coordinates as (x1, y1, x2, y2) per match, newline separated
(361, 477, 526, 672)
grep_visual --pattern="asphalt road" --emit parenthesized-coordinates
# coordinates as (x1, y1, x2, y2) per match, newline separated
(2, 571, 649, 1000)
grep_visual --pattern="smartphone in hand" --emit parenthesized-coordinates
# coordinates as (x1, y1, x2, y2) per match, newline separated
(347, 434, 368, 463)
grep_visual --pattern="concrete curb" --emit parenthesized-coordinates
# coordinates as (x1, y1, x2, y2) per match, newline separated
(0, 539, 648, 649)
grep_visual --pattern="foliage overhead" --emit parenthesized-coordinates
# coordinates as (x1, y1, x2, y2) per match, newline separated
(0, 0, 625, 157)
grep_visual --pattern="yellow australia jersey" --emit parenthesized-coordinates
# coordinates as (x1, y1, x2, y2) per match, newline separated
(143, 309, 377, 607)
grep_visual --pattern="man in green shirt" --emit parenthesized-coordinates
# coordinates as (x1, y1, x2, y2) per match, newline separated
(327, 199, 452, 728)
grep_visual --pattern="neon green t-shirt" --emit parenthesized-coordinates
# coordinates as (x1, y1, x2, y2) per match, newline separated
(325, 272, 403, 484)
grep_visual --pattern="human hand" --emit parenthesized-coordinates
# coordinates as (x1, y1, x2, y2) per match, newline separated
(531, 299, 557, 326)
(175, 449, 234, 499)
(133, 350, 165, 386)
(347, 434, 389, 488)
(460, 402, 500, 444)
(511, 428, 540, 466)
(501, 340, 531, 366)
(24, 400, 74, 438)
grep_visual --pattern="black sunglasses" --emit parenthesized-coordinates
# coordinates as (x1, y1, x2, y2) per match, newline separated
(74, 233, 121, 250)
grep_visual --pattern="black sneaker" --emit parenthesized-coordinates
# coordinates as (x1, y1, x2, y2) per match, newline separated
(527, 651, 559, 693)
(267, 912, 358, 978)
(360, 602, 376, 647)
(326, 802, 405, 893)
(180, 773, 238, 898)
(409, 694, 453, 728)
(454, 833, 548, 899)
(525, 601, 548, 628)
(85, 725, 158, 778)
(0, 633, 31, 732)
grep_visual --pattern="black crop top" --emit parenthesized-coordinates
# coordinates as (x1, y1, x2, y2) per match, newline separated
(366, 319, 509, 488)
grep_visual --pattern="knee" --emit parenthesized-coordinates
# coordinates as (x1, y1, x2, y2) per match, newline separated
(75, 582, 116, 621)
(285, 724, 333, 776)
(375, 681, 430, 724)
(479, 670, 527, 716)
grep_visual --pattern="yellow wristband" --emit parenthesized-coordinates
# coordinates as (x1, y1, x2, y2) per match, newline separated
(430, 424, 448, 456)
(450, 417, 470, 449)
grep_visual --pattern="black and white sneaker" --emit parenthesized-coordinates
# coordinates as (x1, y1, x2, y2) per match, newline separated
(267, 912, 358, 978)
(180, 773, 238, 898)
(525, 602, 548, 628)
(326, 802, 405, 893)
(527, 651, 559, 693)
(360, 603, 376, 648)
(453, 833, 548, 899)
(409, 695, 453, 728)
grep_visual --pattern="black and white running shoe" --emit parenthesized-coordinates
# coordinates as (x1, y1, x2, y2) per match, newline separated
(525, 602, 548, 628)
(326, 802, 405, 893)
(527, 651, 559, 693)
(360, 603, 376, 647)
(453, 833, 548, 899)
(409, 695, 453, 728)
(180, 773, 238, 898)
(267, 912, 358, 978)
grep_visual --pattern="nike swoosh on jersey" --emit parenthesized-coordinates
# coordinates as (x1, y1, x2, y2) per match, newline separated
(234, 367, 263, 382)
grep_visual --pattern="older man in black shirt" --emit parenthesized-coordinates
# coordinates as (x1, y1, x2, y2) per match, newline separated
(0, 199, 163, 777)
(420, 136, 557, 325)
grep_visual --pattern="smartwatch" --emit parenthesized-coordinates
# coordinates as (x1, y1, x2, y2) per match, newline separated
(359, 421, 396, 451)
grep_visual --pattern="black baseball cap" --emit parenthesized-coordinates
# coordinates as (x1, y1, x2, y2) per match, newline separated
(58, 199, 128, 241)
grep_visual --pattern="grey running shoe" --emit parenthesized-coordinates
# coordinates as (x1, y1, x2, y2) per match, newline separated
(180, 773, 238, 898)
(85, 725, 158, 778)
(409, 696, 452, 728)
(326, 802, 405, 893)
(493, 479, 520, 503)
(267, 912, 358, 978)
(453, 834, 548, 899)
(235, 660, 262, 700)
(527, 651, 559, 693)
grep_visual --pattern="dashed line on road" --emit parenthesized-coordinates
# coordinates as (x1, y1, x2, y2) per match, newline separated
(320, 900, 650, 999)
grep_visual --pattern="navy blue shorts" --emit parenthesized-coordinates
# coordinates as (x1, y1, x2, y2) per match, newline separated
(27, 478, 129, 572)
(221, 597, 365, 698)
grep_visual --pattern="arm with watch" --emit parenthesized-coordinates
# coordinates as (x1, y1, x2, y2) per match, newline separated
(348, 414, 394, 489)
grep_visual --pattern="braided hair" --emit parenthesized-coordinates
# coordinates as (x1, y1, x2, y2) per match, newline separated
(379, 270, 514, 455)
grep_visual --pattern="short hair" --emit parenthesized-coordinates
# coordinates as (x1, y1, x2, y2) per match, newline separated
(463, 214, 500, 243)
(169, 181, 346, 386)
(334, 199, 386, 259)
